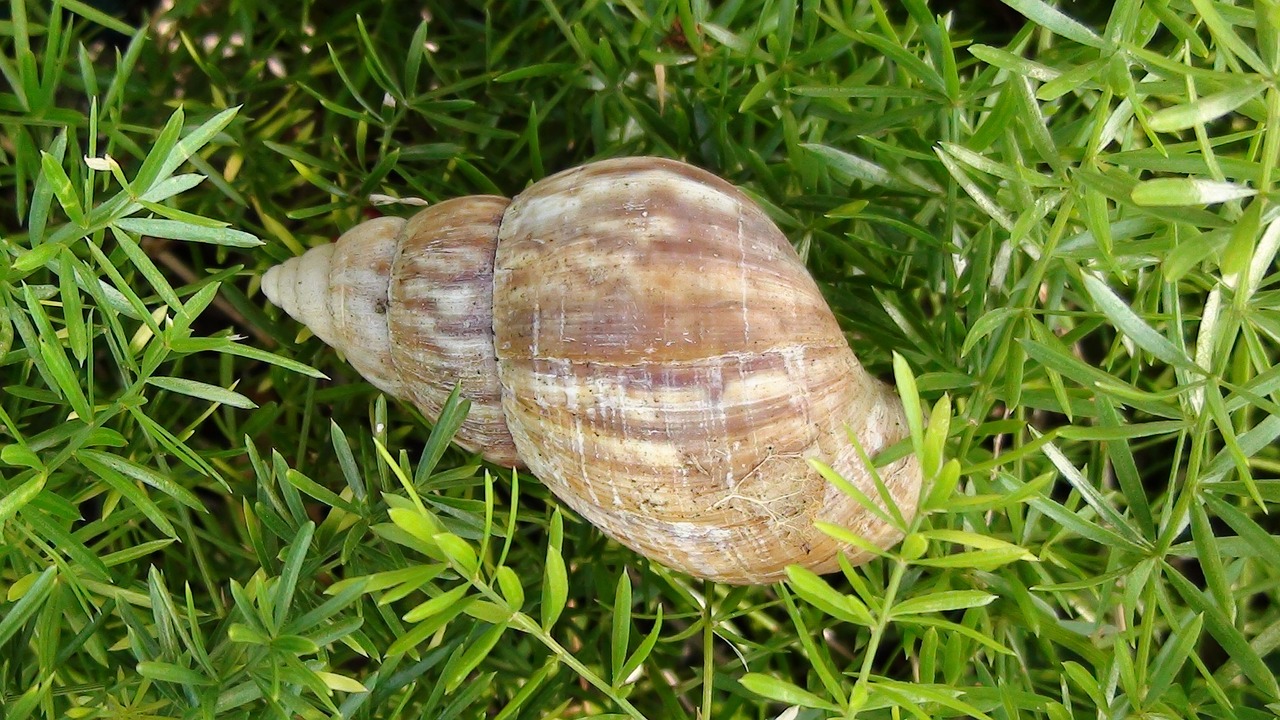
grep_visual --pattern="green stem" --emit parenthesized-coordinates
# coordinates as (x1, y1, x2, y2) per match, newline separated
(463, 568, 647, 720)
(848, 560, 907, 718)
(702, 579, 715, 719)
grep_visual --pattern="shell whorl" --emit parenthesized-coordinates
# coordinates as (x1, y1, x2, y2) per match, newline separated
(492, 156, 920, 583)
(262, 156, 922, 584)
(387, 196, 521, 467)
(262, 216, 405, 398)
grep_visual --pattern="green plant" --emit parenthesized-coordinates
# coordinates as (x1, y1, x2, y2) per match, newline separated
(1, 0, 1277, 718)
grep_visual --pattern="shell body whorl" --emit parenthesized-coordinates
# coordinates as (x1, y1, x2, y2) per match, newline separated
(492, 157, 919, 583)
(263, 156, 922, 584)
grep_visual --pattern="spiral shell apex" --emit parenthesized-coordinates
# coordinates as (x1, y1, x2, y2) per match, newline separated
(263, 156, 922, 584)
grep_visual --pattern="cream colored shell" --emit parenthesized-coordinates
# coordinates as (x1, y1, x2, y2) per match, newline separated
(261, 156, 921, 584)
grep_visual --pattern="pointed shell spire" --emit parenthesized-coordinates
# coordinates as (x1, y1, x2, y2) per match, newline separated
(262, 216, 406, 398)
(261, 206, 521, 467)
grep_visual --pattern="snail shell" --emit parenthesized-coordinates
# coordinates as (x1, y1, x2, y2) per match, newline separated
(262, 157, 921, 584)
